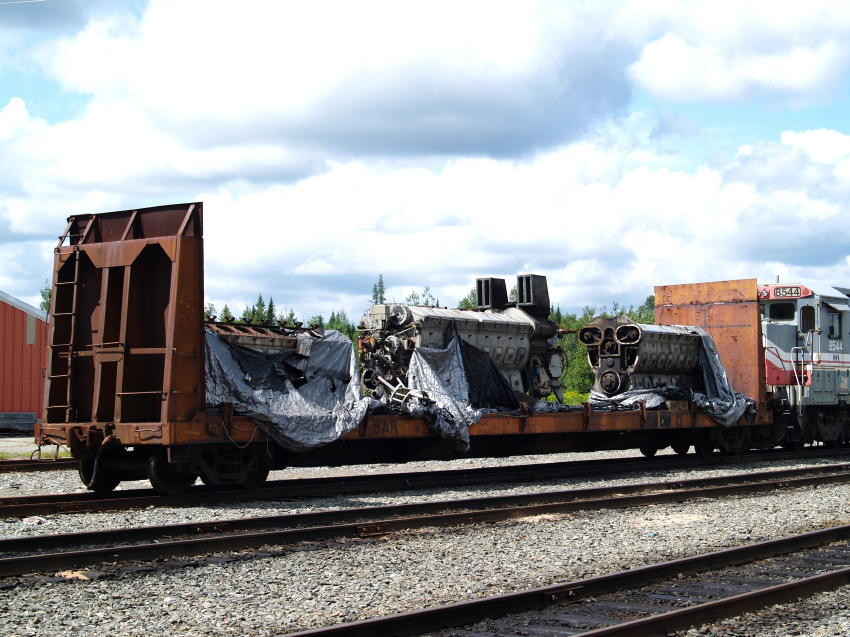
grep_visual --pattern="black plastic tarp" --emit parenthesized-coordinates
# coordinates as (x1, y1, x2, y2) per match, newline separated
(590, 326, 754, 426)
(204, 329, 374, 452)
(403, 335, 519, 452)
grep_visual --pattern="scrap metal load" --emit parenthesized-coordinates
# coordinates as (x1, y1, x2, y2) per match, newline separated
(579, 315, 753, 425)
(358, 274, 564, 403)
(204, 321, 370, 454)
(579, 316, 702, 396)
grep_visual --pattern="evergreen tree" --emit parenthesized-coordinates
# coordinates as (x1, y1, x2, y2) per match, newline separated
(370, 274, 386, 305)
(252, 294, 266, 323)
(220, 304, 235, 322)
(203, 303, 217, 321)
(240, 305, 254, 323)
(307, 313, 324, 328)
(265, 297, 276, 324)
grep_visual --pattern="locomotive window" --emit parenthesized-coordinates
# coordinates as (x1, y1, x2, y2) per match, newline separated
(827, 310, 841, 338)
(800, 305, 816, 333)
(769, 303, 795, 320)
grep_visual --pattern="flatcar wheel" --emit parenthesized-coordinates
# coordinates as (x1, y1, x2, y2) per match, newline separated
(147, 451, 198, 496)
(719, 427, 750, 456)
(639, 444, 657, 458)
(78, 454, 121, 495)
(671, 441, 690, 456)
(694, 434, 714, 458)
(199, 473, 219, 487)
(241, 452, 271, 490)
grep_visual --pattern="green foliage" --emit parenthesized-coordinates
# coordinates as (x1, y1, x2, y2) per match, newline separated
(220, 304, 235, 322)
(278, 308, 297, 325)
(457, 287, 477, 309)
(40, 280, 51, 313)
(327, 309, 357, 340)
(265, 297, 276, 324)
(203, 303, 217, 321)
(562, 390, 590, 404)
(370, 274, 386, 305)
(556, 305, 598, 394)
(406, 285, 439, 307)
(307, 313, 324, 327)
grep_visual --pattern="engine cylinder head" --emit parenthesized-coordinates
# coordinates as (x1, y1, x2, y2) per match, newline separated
(581, 315, 703, 397)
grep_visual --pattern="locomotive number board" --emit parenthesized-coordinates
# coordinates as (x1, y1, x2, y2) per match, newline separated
(758, 284, 812, 300)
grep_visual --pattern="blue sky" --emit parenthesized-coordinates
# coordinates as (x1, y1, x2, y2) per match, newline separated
(1, 0, 849, 321)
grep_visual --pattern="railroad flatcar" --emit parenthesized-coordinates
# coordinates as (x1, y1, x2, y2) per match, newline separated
(35, 202, 847, 495)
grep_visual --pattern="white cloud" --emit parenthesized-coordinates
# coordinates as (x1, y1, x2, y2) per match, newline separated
(630, 34, 848, 101)
(780, 129, 850, 164)
(185, 124, 850, 320)
(34, 0, 632, 158)
(3, 1, 850, 319)
(2, 83, 849, 319)
(624, 1, 850, 101)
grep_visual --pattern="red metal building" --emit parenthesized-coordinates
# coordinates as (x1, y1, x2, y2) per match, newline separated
(0, 289, 49, 431)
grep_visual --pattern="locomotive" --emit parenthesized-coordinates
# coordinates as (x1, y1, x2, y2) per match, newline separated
(34, 201, 850, 495)
(759, 283, 850, 445)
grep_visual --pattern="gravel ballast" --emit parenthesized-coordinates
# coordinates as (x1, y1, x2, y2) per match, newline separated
(2, 453, 850, 539)
(1, 457, 849, 636)
(677, 585, 850, 636)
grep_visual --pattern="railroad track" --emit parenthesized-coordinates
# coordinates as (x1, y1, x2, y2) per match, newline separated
(3, 447, 850, 517)
(3, 464, 850, 580)
(283, 523, 850, 636)
(0, 457, 77, 473)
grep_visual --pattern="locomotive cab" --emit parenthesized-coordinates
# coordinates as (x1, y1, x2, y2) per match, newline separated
(759, 283, 850, 445)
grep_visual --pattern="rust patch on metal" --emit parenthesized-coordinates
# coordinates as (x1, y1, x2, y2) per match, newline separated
(43, 203, 206, 445)
(655, 278, 766, 406)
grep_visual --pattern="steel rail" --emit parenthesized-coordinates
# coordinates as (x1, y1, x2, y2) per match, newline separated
(281, 523, 850, 637)
(3, 466, 850, 578)
(0, 458, 77, 473)
(3, 447, 849, 517)
(578, 567, 850, 636)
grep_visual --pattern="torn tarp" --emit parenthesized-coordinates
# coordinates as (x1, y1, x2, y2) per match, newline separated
(403, 335, 520, 452)
(204, 328, 374, 452)
(590, 327, 754, 426)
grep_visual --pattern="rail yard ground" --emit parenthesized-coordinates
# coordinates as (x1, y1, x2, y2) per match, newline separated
(0, 435, 42, 459)
(1, 449, 850, 636)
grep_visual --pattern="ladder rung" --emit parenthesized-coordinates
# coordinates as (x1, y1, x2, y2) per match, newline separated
(55, 281, 78, 286)
(49, 343, 73, 348)
(48, 374, 71, 379)
(47, 404, 70, 409)
(52, 313, 75, 317)
(116, 391, 163, 396)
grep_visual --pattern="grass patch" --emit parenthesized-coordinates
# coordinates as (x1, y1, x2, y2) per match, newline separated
(0, 448, 72, 460)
